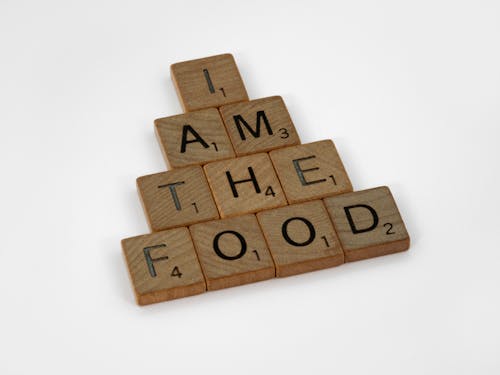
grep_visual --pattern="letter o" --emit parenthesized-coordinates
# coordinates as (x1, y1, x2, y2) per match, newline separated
(213, 230, 247, 260)
(281, 217, 316, 247)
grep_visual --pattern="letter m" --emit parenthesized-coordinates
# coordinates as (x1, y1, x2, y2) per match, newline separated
(233, 110, 273, 140)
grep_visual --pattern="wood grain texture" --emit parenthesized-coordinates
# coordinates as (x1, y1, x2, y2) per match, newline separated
(155, 108, 235, 168)
(219, 96, 301, 156)
(171, 54, 248, 112)
(269, 140, 353, 204)
(204, 153, 287, 218)
(323, 186, 410, 262)
(189, 214, 275, 291)
(256, 200, 344, 277)
(121, 228, 206, 305)
(137, 165, 219, 232)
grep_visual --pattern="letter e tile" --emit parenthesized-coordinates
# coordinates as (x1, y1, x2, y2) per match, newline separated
(270, 140, 353, 204)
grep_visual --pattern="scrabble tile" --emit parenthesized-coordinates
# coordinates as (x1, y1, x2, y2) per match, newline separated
(189, 214, 275, 291)
(219, 96, 301, 156)
(171, 54, 249, 112)
(155, 108, 235, 168)
(121, 228, 206, 305)
(204, 153, 287, 218)
(256, 200, 344, 277)
(269, 140, 353, 204)
(137, 165, 219, 232)
(323, 186, 410, 262)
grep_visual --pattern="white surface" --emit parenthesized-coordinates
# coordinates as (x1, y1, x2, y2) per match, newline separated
(1, 0, 499, 373)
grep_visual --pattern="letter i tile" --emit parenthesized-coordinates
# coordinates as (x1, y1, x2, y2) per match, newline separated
(323, 186, 410, 262)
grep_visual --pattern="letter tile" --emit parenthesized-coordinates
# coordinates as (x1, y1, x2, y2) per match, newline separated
(137, 165, 219, 231)
(204, 153, 287, 217)
(155, 108, 235, 168)
(256, 200, 344, 277)
(269, 140, 353, 204)
(219, 96, 300, 156)
(171, 53, 248, 112)
(323, 186, 410, 262)
(122, 228, 206, 305)
(190, 214, 275, 290)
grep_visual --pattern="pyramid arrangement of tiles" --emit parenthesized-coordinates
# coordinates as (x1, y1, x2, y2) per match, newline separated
(122, 54, 410, 305)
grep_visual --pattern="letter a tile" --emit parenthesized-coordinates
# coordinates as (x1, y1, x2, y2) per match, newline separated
(269, 140, 353, 204)
(323, 186, 410, 262)
(155, 108, 235, 168)
(190, 214, 275, 291)
(137, 165, 219, 232)
(171, 54, 249, 112)
(219, 96, 301, 156)
(122, 228, 206, 305)
(257, 200, 344, 277)
(204, 153, 287, 218)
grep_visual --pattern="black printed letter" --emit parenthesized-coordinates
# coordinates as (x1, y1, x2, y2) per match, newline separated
(233, 111, 273, 140)
(281, 217, 316, 247)
(143, 244, 169, 277)
(292, 156, 326, 186)
(226, 167, 261, 198)
(158, 181, 185, 210)
(180, 125, 209, 153)
(344, 204, 379, 234)
(213, 230, 247, 260)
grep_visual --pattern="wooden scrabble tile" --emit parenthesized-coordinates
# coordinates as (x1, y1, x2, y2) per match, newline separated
(256, 200, 344, 277)
(204, 153, 287, 218)
(323, 186, 410, 262)
(155, 108, 235, 168)
(269, 140, 353, 204)
(171, 54, 249, 112)
(219, 96, 301, 156)
(137, 165, 219, 232)
(189, 214, 275, 291)
(121, 227, 206, 305)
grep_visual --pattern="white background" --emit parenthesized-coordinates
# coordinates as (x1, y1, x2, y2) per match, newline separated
(1, 0, 499, 373)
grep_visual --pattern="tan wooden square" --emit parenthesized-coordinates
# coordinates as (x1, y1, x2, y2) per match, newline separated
(256, 200, 344, 277)
(204, 153, 287, 218)
(121, 228, 206, 305)
(171, 54, 248, 112)
(137, 165, 219, 232)
(219, 96, 300, 156)
(269, 140, 353, 204)
(189, 214, 275, 291)
(324, 186, 410, 262)
(155, 108, 235, 168)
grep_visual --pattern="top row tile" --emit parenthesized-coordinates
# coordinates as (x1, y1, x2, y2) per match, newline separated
(171, 54, 248, 112)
